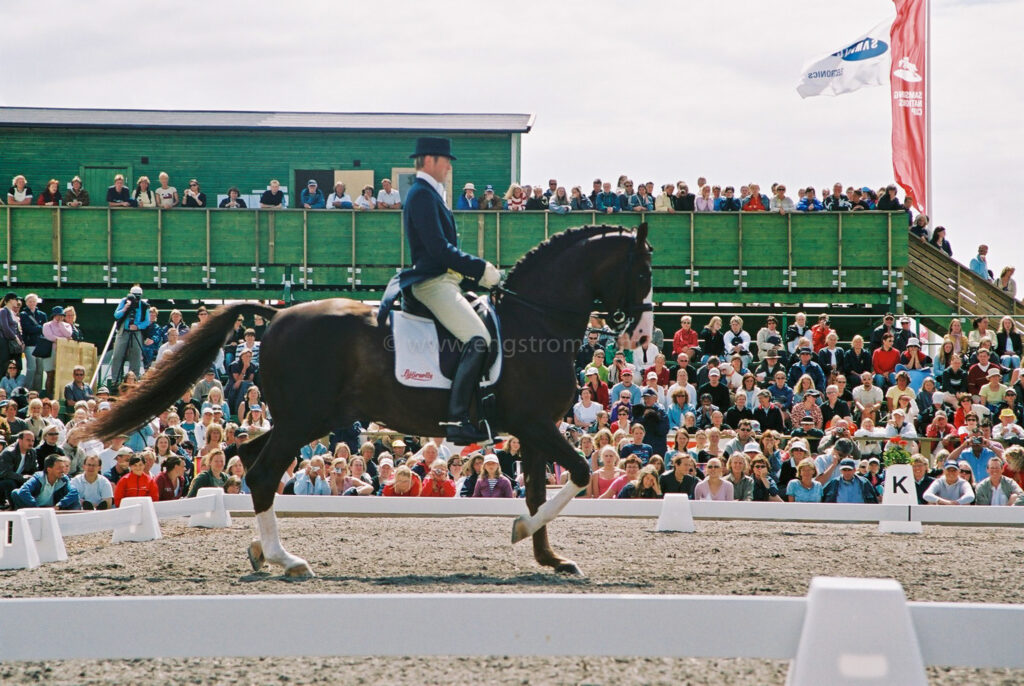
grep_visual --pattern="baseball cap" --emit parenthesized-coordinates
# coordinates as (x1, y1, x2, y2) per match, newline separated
(307, 179, 317, 186)
(647, 372, 658, 380)
(483, 454, 499, 465)
(839, 458, 857, 470)
(798, 347, 812, 355)
(621, 368, 633, 376)
(987, 368, 1001, 377)
(116, 446, 134, 456)
(868, 457, 880, 464)
(97, 387, 110, 394)
(392, 440, 406, 448)
(585, 367, 598, 376)
(130, 286, 143, 296)
(378, 457, 394, 468)
(202, 407, 213, 415)
(743, 442, 760, 453)
(50, 306, 64, 317)
(249, 404, 262, 411)
(485, 184, 494, 192)
(790, 440, 809, 453)
(98, 401, 111, 411)
(708, 368, 721, 377)
(943, 460, 959, 470)
(641, 388, 658, 398)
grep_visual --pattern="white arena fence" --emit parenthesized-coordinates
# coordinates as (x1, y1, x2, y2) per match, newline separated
(4, 492, 1024, 572)
(1, 576, 1023, 685)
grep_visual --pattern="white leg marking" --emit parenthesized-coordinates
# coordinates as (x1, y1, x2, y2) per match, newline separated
(256, 508, 313, 575)
(518, 476, 586, 538)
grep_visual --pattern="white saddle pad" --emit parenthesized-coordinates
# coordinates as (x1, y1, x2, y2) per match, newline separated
(392, 310, 501, 390)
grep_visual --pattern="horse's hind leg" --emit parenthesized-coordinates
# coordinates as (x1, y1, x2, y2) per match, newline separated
(245, 427, 313, 577)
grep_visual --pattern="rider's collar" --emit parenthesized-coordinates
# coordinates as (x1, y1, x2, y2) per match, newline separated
(416, 171, 446, 199)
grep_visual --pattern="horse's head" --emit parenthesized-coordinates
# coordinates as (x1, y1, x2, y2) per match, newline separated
(593, 223, 654, 347)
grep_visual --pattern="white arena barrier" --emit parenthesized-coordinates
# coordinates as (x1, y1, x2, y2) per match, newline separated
(1, 577, 1023, 685)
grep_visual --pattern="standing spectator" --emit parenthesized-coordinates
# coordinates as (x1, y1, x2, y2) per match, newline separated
(770, 184, 794, 214)
(929, 226, 952, 257)
(628, 184, 654, 212)
(19, 293, 46, 392)
(108, 286, 148, 385)
(259, 179, 286, 208)
(11, 454, 78, 510)
(106, 174, 132, 207)
(718, 186, 741, 211)
(741, 183, 770, 211)
(64, 176, 90, 207)
(824, 183, 851, 211)
(588, 178, 602, 206)
(219, 187, 247, 208)
(695, 185, 715, 212)
(673, 182, 695, 212)
(7, 175, 33, 205)
(548, 187, 572, 214)
(113, 454, 159, 506)
(455, 183, 478, 210)
(796, 187, 823, 212)
(327, 182, 353, 209)
(969, 245, 991, 280)
(478, 185, 501, 210)
(876, 184, 901, 210)
(133, 176, 157, 208)
(376, 178, 402, 209)
(504, 184, 527, 211)
(40, 305, 72, 396)
(183, 179, 207, 208)
(36, 179, 62, 206)
(525, 185, 549, 211)
(654, 184, 675, 213)
(300, 180, 325, 209)
(909, 215, 930, 241)
(569, 186, 593, 211)
(155, 172, 179, 208)
(810, 314, 832, 353)
(71, 453, 113, 509)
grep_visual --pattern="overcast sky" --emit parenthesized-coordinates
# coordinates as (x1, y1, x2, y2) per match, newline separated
(3, 0, 1022, 276)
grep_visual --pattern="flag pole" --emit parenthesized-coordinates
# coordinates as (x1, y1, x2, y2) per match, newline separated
(925, 0, 932, 219)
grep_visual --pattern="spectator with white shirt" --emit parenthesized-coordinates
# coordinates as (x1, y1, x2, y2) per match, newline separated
(70, 453, 113, 510)
(923, 460, 975, 505)
(327, 182, 353, 209)
(376, 178, 402, 209)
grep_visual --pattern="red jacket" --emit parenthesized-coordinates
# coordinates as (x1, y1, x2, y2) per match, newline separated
(673, 328, 699, 356)
(155, 471, 186, 501)
(113, 471, 159, 506)
(872, 347, 900, 376)
(419, 477, 456, 497)
(811, 324, 832, 352)
(586, 380, 610, 410)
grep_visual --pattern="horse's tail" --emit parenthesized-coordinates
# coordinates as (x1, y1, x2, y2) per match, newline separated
(79, 302, 280, 443)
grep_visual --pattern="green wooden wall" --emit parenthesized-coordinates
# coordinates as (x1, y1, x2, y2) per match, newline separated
(0, 207, 906, 308)
(0, 127, 515, 207)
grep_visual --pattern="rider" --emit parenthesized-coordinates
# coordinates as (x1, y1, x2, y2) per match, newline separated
(400, 137, 501, 444)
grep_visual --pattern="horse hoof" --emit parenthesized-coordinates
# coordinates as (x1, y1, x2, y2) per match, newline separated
(511, 516, 530, 544)
(284, 561, 315, 578)
(555, 561, 584, 577)
(247, 541, 265, 572)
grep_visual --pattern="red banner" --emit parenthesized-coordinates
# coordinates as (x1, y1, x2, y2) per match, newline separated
(890, 0, 927, 213)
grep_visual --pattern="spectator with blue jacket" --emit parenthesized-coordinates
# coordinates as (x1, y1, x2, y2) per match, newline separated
(796, 188, 824, 212)
(718, 186, 742, 211)
(456, 183, 479, 210)
(300, 180, 326, 209)
(108, 285, 149, 385)
(10, 454, 79, 510)
(294, 456, 331, 495)
(628, 185, 654, 212)
(594, 182, 620, 214)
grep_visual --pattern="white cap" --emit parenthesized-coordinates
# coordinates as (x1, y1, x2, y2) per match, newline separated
(585, 367, 598, 376)
(907, 337, 920, 347)
(483, 454, 499, 465)
(743, 442, 761, 453)
(790, 440, 809, 452)
(130, 286, 143, 296)
(98, 401, 111, 411)
(708, 368, 721, 377)
(647, 372, 658, 380)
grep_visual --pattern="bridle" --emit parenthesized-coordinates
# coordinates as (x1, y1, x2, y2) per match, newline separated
(492, 232, 653, 335)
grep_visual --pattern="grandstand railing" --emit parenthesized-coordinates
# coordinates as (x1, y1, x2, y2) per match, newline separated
(0, 206, 906, 306)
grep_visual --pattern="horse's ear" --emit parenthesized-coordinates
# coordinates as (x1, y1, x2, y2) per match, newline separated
(636, 222, 649, 248)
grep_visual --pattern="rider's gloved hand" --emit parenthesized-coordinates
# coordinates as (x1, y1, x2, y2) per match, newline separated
(480, 262, 501, 288)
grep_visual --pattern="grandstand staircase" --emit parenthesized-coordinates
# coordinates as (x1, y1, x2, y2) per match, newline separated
(904, 238, 1024, 335)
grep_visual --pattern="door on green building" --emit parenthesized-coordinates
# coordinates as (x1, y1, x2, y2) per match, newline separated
(294, 169, 334, 206)
(81, 165, 130, 201)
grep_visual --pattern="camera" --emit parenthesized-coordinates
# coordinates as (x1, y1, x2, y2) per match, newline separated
(972, 436, 984, 446)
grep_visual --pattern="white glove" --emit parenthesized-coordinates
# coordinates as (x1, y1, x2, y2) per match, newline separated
(480, 262, 501, 288)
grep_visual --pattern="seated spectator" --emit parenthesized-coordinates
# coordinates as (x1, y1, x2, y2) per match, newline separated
(11, 454, 78, 510)
(923, 460, 975, 505)
(155, 455, 187, 501)
(329, 457, 374, 496)
(300, 180, 325, 209)
(975, 456, 1023, 505)
(219, 187, 247, 208)
(182, 179, 207, 208)
(796, 187, 823, 212)
(693, 458, 734, 500)
(968, 349, 1003, 396)
(37, 179, 62, 206)
(376, 178, 402, 209)
(70, 453, 113, 509)
(355, 185, 377, 210)
(548, 186, 572, 214)
(478, 185, 501, 210)
(112, 454, 159, 506)
(724, 452, 753, 500)
(259, 179, 286, 208)
(382, 464, 421, 496)
(598, 455, 641, 499)
(419, 459, 456, 497)
(472, 454, 513, 497)
(588, 445, 624, 497)
(749, 454, 783, 502)
(187, 448, 228, 496)
(822, 458, 879, 503)
(7, 175, 33, 205)
(106, 174, 133, 207)
(456, 183, 478, 210)
(327, 182, 353, 209)
(872, 333, 900, 388)
(785, 457, 827, 502)
(64, 176, 90, 207)
(616, 464, 662, 499)
(995, 316, 1022, 370)
(291, 455, 331, 495)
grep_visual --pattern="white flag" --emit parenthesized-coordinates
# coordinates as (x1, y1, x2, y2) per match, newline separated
(797, 19, 893, 98)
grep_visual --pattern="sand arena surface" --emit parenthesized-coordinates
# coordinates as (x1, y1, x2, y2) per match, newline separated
(3, 515, 1024, 684)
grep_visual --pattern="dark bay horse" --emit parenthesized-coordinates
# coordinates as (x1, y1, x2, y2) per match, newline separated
(81, 223, 653, 577)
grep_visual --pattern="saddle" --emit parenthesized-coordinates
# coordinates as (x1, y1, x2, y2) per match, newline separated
(378, 275, 502, 390)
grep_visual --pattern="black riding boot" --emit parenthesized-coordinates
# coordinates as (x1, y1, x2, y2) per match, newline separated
(445, 336, 491, 445)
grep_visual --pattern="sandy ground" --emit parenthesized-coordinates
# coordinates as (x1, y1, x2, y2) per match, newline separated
(3, 515, 1024, 684)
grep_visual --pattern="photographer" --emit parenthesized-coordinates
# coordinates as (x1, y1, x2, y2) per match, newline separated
(109, 285, 148, 385)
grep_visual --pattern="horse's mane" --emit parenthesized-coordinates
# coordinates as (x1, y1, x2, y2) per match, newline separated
(503, 224, 633, 289)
